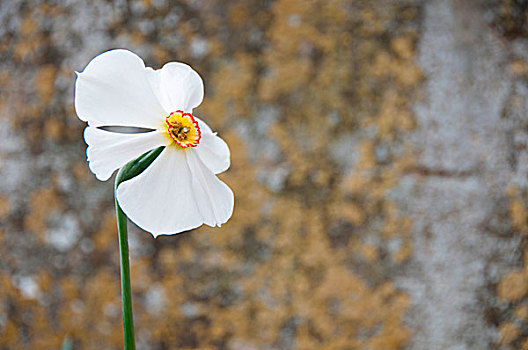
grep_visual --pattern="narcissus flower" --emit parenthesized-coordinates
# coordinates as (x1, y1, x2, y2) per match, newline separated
(74, 49, 234, 236)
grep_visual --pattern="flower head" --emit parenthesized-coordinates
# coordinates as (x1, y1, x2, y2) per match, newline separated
(74, 49, 234, 236)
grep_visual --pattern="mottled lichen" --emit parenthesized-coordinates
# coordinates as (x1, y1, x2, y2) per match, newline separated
(0, 0, 424, 348)
(2, 0, 526, 349)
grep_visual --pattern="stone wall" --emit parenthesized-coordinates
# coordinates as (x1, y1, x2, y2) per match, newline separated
(0, 0, 527, 349)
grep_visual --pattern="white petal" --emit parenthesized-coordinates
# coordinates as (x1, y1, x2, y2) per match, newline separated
(186, 150, 234, 226)
(151, 62, 204, 113)
(194, 117, 230, 174)
(195, 134, 230, 174)
(195, 116, 213, 134)
(116, 147, 234, 236)
(84, 126, 168, 181)
(75, 49, 167, 128)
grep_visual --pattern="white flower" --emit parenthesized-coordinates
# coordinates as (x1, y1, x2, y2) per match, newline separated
(74, 49, 234, 236)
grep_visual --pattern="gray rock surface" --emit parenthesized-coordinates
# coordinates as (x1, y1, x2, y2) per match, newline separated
(396, 1, 528, 349)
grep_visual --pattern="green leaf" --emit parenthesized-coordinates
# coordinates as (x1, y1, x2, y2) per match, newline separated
(115, 146, 165, 190)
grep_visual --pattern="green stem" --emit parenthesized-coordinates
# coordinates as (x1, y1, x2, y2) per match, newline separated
(115, 198, 135, 350)
(114, 146, 164, 350)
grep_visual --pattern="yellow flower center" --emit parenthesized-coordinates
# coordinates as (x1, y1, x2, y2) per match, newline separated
(165, 110, 201, 148)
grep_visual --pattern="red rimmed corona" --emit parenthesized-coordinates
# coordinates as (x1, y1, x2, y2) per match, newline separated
(165, 110, 201, 148)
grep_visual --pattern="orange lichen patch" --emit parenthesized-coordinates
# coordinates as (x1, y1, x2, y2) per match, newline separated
(151, 44, 170, 64)
(72, 162, 90, 182)
(369, 49, 423, 90)
(506, 187, 528, 239)
(357, 140, 377, 169)
(0, 195, 10, 220)
(258, 0, 344, 102)
(200, 54, 256, 123)
(360, 243, 379, 263)
(515, 304, 528, 321)
(19, 15, 38, 37)
(367, 321, 412, 350)
(359, 9, 386, 36)
(522, 251, 528, 270)
(59, 277, 79, 300)
(498, 270, 528, 301)
(23, 187, 62, 240)
(0, 71, 8, 99)
(383, 201, 404, 238)
(130, 31, 147, 45)
(394, 63, 423, 88)
(510, 59, 528, 76)
(391, 35, 415, 60)
(259, 61, 312, 102)
(44, 119, 63, 140)
(56, 270, 124, 348)
(13, 10, 44, 62)
(227, 3, 250, 28)
(510, 198, 527, 231)
(341, 173, 370, 196)
(92, 211, 117, 251)
(37, 271, 53, 294)
(34, 65, 57, 103)
(500, 322, 520, 345)
(370, 51, 393, 77)
(208, 134, 267, 247)
(334, 201, 365, 225)
(130, 257, 158, 293)
(1, 322, 20, 348)
(393, 242, 413, 264)
(0, 274, 17, 301)
(376, 90, 416, 137)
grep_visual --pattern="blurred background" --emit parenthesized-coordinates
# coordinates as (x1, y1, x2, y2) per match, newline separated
(1, 0, 528, 349)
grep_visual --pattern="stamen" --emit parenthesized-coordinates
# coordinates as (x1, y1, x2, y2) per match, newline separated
(165, 110, 201, 148)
